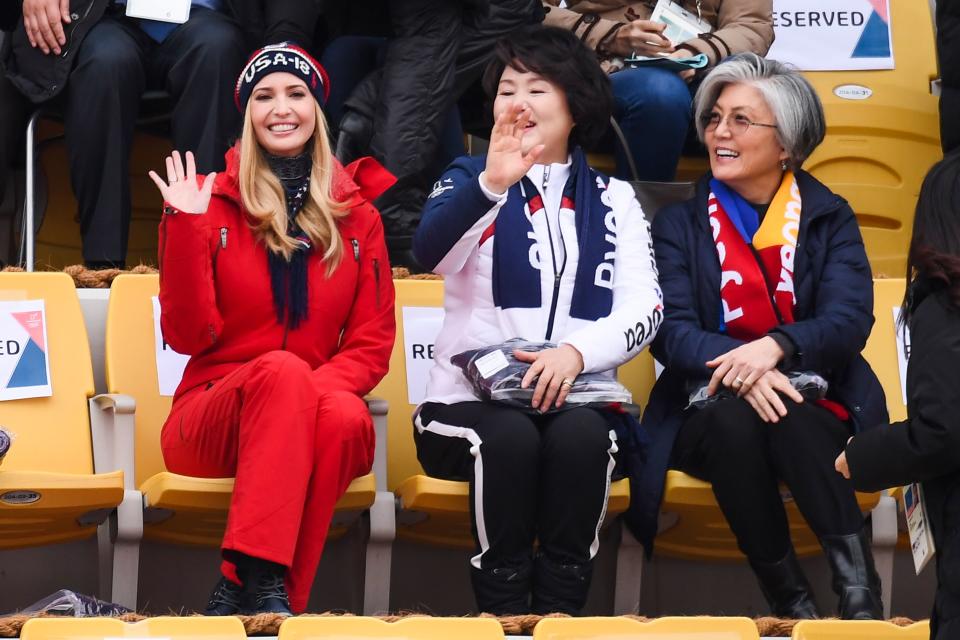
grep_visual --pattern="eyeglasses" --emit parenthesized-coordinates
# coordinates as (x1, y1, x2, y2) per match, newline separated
(700, 112, 778, 135)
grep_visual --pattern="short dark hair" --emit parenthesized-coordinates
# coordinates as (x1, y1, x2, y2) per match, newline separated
(903, 150, 960, 324)
(482, 26, 613, 150)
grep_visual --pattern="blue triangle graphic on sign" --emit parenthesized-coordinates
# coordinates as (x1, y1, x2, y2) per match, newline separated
(852, 10, 891, 58)
(7, 339, 48, 388)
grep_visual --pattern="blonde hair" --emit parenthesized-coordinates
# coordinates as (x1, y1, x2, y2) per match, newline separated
(239, 100, 348, 273)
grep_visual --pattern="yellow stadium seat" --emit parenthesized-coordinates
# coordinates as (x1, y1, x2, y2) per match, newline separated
(801, 0, 941, 277)
(533, 615, 759, 639)
(0, 272, 125, 597)
(279, 616, 505, 640)
(90, 274, 394, 613)
(863, 279, 908, 423)
(791, 619, 930, 639)
(377, 278, 642, 614)
(635, 279, 903, 616)
(20, 615, 246, 640)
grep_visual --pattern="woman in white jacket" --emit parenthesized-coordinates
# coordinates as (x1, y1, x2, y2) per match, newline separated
(412, 26, 662, 616)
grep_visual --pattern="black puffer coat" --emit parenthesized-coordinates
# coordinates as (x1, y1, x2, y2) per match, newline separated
(335, 0, 542, 244)
(939, 0, 960, 153)
(846, 286, 960, 640)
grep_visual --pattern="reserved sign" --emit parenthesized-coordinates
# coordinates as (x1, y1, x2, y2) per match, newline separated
(767, 0, 894, 71)
(0, 300, 52, 401)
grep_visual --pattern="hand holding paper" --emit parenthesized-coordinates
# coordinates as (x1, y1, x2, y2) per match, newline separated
(612, 20, 674, 57)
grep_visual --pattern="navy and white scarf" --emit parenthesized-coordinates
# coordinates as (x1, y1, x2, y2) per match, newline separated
(265, 150, 313, 330)
(491, 148, 615, 322)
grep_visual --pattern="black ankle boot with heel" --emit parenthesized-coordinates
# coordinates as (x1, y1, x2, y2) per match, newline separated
(749, 548, 821, 619)
(820, 529, 883, 620)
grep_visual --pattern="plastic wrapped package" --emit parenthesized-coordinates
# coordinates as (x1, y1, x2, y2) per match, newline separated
(687, 371, 830, 410)
(451, 339, 633, 413)
(15, 589, 131, 617)
(0, 427, 10, 463)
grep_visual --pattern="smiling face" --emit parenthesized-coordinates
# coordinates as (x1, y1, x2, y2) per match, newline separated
(492, 65, 574, 165)
(705, 83, 790, 204)
(249, 72, 317, 157)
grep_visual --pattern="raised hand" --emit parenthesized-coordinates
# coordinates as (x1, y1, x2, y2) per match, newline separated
(148, 150, 216, 215)
(482, 102, 545, 195)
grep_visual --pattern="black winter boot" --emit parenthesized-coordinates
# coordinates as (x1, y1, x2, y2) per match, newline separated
(531, 552, 594, 616)
(749, 548, 821, 619)
(233, 553, 293, 616)
(471, 561, 533, 615)
(820, 529, 883, 620)
(204, 577, 244, 616)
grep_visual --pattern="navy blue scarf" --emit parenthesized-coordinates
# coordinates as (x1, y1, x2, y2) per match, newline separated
(491, 148, 615, 322)
(265, 150, 312, 330)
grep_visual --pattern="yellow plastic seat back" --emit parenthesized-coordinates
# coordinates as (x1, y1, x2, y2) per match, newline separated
(104, 274, 171, 486)
(280, 616, 506, 640)
(791, 619, 930, 639)
(371, 278, 445, 490)
(533, 616, 759, 639)
(0, 272, 123, 548)
(0, 271, 96, 475)
(801, 0, 941, 276)
(21, 615, 246, 640)
(862, 278, 908, 421)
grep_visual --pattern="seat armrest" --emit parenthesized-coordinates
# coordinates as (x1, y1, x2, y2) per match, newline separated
(365, 395, 389, 492)
(89, 393, 137, 490)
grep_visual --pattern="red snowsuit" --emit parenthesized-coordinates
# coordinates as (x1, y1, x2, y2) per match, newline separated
(158, 144, 396, 612)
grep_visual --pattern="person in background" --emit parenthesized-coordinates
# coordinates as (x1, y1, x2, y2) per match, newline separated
(412, 26, 662, 616)
(332, 0, 541, 270)
(149, 43, 395, 616)
(937, 0, 960, 154)
(542, 0, 773, 181)
(838, 151, 960, 640)
(640, 53, 885, 620)
(2, 0, 317, 268)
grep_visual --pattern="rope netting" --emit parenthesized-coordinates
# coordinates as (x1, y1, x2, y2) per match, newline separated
(0, 265, 441, 287)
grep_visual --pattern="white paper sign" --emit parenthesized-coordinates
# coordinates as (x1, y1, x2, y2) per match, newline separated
(152, 297, 190, 397)
(767, 0, 894, 71)
(402, 306, 445, 405)
(892, 306, 910, 407)
(0, 300, 52, 401)
(124, 0, 191, 23)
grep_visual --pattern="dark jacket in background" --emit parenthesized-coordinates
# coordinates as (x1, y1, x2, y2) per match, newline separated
(336, 0, 542, 245)
(628, 170, 888, 552)
(938, 0, 960, 153)
(2, 0, 318, 103)
(846, 288, 960, 640)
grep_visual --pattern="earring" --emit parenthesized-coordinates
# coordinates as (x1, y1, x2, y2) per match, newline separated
(780, 160, 789, 171)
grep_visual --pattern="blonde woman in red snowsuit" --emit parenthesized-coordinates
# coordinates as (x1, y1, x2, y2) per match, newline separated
(149, 42, 396, 616)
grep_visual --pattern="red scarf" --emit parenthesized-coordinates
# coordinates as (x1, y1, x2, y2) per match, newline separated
(709, 172, 848, 420)
(709, 173, 799, 341)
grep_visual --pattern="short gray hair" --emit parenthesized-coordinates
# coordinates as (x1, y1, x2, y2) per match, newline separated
(693, 53, 826, 171)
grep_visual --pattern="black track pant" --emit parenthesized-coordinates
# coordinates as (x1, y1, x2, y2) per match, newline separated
(672, 397, 865, 563)
(415, 401, 619, 570)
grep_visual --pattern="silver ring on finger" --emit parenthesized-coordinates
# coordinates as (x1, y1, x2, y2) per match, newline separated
(560, 378, 574, 388)
(734, 376, 745, 387)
